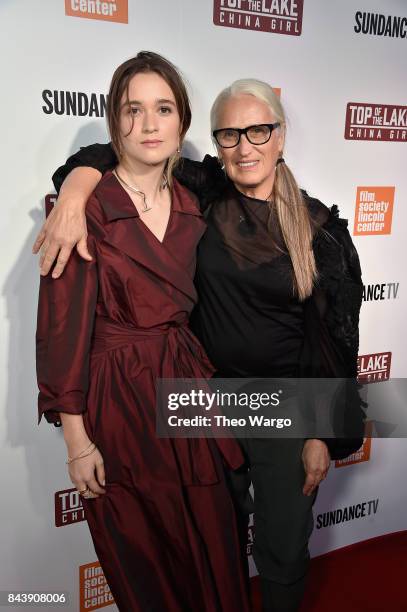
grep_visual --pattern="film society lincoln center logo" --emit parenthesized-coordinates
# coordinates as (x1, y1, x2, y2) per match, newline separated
(353, 187, 394, 236)
(65, 0, 128, 23)
(335, 421, 373, 469)
(213, 0, 304, 35)
(80, 562, 115, 611)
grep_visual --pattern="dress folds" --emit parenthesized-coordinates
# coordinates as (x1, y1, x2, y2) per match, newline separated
(36, 172, 249, 612)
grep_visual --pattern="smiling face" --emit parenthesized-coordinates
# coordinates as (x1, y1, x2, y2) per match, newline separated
(118, 71, 181, 168)
(215, 93, 285, 198)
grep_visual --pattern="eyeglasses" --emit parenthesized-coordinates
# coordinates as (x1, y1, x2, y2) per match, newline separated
(212, 123, 281, 148)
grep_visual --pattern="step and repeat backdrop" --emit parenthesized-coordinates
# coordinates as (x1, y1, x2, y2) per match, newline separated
(1, 0, 406, 610)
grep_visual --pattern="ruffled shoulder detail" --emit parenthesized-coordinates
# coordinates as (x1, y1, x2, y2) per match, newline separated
(312, 203, 363, 378)
(301, 190, 330, 229)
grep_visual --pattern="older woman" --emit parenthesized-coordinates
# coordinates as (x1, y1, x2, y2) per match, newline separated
(35, 78, 363, 612)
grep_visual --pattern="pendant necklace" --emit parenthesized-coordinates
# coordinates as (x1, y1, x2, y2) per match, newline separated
(113, 169, 168, 213)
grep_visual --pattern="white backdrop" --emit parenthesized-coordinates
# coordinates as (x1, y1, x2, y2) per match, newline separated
(1, 1, 406, 610)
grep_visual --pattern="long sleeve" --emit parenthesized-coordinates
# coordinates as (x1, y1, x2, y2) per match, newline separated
(36, 228, 98, 426)
(305, 203, 365, 459)
(52, 143, 117, 193)
(314, 204, 363, 378)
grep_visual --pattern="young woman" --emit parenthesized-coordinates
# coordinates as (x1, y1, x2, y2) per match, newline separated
(36, 52, 250, 612)
(36, 76, 364, 612)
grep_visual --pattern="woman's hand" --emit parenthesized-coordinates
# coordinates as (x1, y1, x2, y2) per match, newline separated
(60, 413, 106, 499)
(67, 445, 106, 500)
(302, 439, 330, 496)
(33, 196, 91, 278)
(33, 166, 102, 277)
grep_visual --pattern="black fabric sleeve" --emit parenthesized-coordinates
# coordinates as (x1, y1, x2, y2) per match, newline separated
(52, 143, 117, 193)
(314, 204, 363, 379)
(301, 203, 365, 460)
(174, 154, 227, 211)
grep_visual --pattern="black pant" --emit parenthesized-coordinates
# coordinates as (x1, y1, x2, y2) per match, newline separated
(228, 438, 317, 611)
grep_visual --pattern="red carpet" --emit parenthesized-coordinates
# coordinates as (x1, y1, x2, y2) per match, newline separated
(251, 530, 407, 611)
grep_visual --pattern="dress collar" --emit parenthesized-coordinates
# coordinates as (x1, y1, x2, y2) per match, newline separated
(95, 171, 202, 223)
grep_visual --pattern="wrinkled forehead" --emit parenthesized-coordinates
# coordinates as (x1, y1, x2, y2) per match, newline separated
(217, 93, 275, 128)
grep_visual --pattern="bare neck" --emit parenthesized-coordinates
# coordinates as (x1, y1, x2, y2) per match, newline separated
(235, 170, 276, 201)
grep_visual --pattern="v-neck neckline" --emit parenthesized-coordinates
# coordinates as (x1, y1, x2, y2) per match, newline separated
(111, 172, 173, 245)
(139, 205, 173, 245)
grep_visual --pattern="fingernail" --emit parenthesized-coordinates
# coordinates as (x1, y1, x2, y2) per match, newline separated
(102, 479, 105, 486)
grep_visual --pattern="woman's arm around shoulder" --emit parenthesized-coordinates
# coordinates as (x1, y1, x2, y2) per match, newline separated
(33, 143, 117, 278)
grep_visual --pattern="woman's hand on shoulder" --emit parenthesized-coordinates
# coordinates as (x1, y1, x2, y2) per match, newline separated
(32, 165, 103, 277)
(33, 194, 91, 278)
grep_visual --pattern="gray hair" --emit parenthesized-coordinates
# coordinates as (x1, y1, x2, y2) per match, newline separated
(210, 78, 286, 137)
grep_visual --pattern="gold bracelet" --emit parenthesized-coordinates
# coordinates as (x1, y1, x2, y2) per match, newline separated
(66, 442, 95, 464)
(66, 445, 97, 465)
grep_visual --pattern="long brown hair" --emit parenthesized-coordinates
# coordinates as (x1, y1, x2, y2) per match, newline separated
(107, 51, 191, 186)
(211, 79, 317, 301)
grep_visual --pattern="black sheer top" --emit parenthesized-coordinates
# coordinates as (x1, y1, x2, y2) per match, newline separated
(190, 184, 307, 377)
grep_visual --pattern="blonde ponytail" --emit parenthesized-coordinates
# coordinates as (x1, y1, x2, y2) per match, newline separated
(272, 160, 317, 300)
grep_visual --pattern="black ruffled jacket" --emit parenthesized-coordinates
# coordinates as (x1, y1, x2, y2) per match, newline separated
(53, 144, 365, 459)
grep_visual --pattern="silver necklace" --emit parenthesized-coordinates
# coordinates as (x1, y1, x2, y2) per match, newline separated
(113, 169, 168, 213)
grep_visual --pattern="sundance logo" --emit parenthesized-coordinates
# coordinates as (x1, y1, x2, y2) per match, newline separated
(345, 103, 407, 141)
(316, 498, 379, 529)
(358, 352, 392, 384)
(213, 0, 303, 36)
(354, 12, 407, 39)
(363, 282, 399, 301)
(353, 187, 394, 236)
(80, 562, 114, 611)
(335, 422, 372, 468)
(65, 0, 128, 23)
(42, 90, 107, 117)
(55, 487, 85, 527)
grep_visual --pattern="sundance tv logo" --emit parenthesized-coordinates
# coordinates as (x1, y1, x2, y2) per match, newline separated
(213, 0, 303, 36)
(335, 422, 373, 468)
(316, 498, 379, 529)
(65, 0, 128, 23)
(353, 187, 394, 236)
(358, 352, 392, 384)
(363, 282, 399, 301)
(80, 562, 114, 611)
(55, 487, 85, 527)
(345, 103, 407, 141)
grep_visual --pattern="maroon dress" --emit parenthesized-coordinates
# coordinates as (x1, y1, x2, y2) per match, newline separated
(36, 172, 250, 612)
